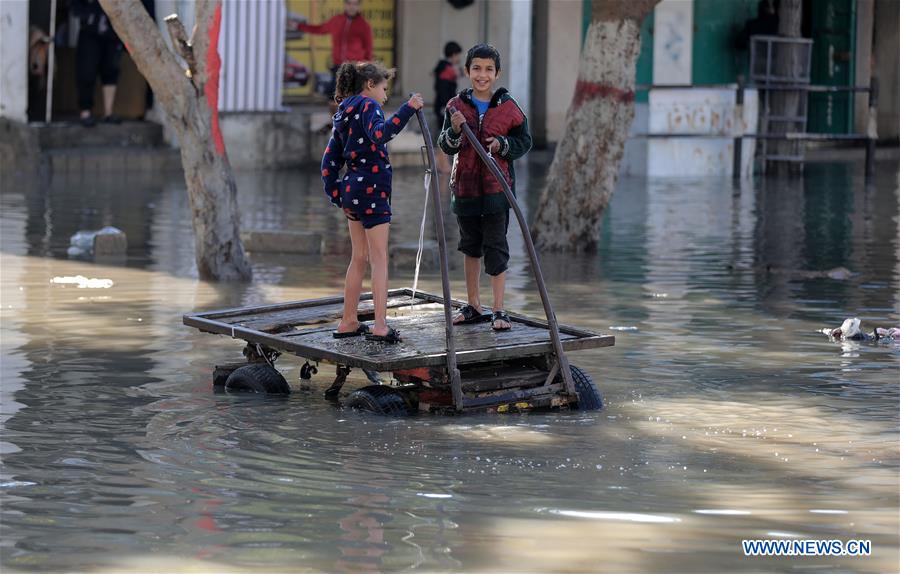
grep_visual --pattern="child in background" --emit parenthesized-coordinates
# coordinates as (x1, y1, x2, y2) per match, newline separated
(438, 44, 532, 332)
(321, 62, 424, 343)
(433, 41, 462, 173)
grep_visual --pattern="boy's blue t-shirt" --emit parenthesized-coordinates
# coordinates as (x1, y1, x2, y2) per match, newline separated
(472, 97, 490, 119)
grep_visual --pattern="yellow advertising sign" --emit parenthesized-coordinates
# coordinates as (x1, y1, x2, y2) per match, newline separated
(285, 0, 395, 99)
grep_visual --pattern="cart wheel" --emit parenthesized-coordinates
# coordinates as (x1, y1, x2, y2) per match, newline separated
(345, 385, 413, 416)
(568, 365, 603, 411)
(224, 364, 291, 395)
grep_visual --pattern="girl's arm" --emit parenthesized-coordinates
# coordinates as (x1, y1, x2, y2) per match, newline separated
(321, 134, 345, 207)
(359, 98, 416, 145)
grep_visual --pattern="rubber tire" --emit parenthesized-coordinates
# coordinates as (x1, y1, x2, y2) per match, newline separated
(569, 365, 603, 411)
(224, 364, 291, 395)
(345, 385, 413, 416)
(213, 365, 239, 387)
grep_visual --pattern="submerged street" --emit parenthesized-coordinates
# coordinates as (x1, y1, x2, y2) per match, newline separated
(1, 158, 898, 573)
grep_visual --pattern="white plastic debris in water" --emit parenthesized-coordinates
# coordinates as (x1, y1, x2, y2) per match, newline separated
(50, 275, 114, 289)
(609, 326, 639, 332)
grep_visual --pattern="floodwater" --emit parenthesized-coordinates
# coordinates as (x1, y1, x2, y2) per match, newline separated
(1, 156, 898, 574)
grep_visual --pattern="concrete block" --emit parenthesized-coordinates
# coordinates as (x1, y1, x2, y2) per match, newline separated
(387, 130, 427, 168)
(68, 226, 127, 259)
(241, 230, 323, 254)
(390, 240, 444, 271)
(221, 111, 311, 169)
(321, 235, 352, 256)
(93, 227, 128, 255)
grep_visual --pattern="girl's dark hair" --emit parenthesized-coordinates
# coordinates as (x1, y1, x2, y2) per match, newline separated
(334, 61, 395, 103)
(464, 43, 501, 72)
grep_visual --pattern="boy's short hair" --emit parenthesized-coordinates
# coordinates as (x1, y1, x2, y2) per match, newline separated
(444, 41, 462, 59)
(465, 43, 501, 72)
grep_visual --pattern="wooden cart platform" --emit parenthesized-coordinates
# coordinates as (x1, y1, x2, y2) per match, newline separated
(184, 288, 614, 372)
(184, 289, 613, 413)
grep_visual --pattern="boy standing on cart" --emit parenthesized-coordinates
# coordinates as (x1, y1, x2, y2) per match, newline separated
(438, 44, 532, 332)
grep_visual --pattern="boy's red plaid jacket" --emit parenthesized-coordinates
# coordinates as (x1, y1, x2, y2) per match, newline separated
(438, 88, 532, 216)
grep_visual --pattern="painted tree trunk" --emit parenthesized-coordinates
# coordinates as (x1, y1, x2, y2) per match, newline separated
(532, 0, 658, 252)
(768, 0, 804, 176)
(99, 0, 251, 281)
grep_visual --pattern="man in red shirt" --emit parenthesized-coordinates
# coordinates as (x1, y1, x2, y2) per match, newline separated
(300, 0, 373, 67)
(300, 0, 374, 124)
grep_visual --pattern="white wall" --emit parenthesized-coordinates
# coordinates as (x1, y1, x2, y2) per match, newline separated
(398, 0, 482, 103)
(543, 0, 581, 142)
(652, 0, 692, 85)
(0, 0, 29, 122)
(646, 87, 758, 178)
(397, 0, 530, 114)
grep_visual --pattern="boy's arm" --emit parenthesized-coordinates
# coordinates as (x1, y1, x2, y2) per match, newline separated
(321, 134, 345, 207)
(359, 99, 416, 145)
(496, 114, 532, 161)
(438, 107, 463, 155)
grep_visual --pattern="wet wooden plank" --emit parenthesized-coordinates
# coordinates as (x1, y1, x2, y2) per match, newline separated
(229, 296, 415, 333)
(274, 311, 612, 371)
(183, 289, 615, 371)
(460, 365, 549, 392)
(192, 288, 423, 320)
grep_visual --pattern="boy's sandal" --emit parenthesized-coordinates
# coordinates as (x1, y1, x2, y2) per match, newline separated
(332, 323, 370, 339)
(491, 310, 512, 332)
(365, 326, 402, 344)
(453, 304, 492, 325)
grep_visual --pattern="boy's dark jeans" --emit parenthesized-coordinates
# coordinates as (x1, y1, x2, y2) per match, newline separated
(456, 210, 510, 276)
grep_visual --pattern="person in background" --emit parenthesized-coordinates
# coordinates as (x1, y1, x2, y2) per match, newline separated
(736, 0, 779, 51)
(73, 0, 123, 127)
(433, 41, 462, 173)
(299, 0, 373, 128)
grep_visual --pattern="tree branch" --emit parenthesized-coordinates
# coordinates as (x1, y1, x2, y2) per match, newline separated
(164, 14, 197, 79)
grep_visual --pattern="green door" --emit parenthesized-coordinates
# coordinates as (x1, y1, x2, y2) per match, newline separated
(808, 0, 856, 134)
(691, 0, 758, 85)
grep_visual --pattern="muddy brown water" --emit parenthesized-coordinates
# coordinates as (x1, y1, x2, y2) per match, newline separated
(1, 159, 898, 573)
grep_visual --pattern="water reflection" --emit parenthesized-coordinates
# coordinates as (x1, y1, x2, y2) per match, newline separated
(0, 158, 898, 573)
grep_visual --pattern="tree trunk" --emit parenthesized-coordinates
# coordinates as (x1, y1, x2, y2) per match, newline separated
(532, 0, 660, 252)
(767, 0, 804, 176)
(99, 0, 251, 281)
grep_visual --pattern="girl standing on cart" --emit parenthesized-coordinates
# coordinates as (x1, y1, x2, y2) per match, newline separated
(320, 62, 423, 344)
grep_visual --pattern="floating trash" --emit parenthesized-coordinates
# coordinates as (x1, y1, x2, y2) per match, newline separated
(609, 326, 638, 332)
(50, 276, 114, 289)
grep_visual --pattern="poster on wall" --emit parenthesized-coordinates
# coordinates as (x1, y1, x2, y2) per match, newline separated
(284, 0, 395, 100)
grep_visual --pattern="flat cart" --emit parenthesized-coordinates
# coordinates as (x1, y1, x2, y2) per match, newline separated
(183, 108, 614, 414)
(183, 288, 613, 414)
